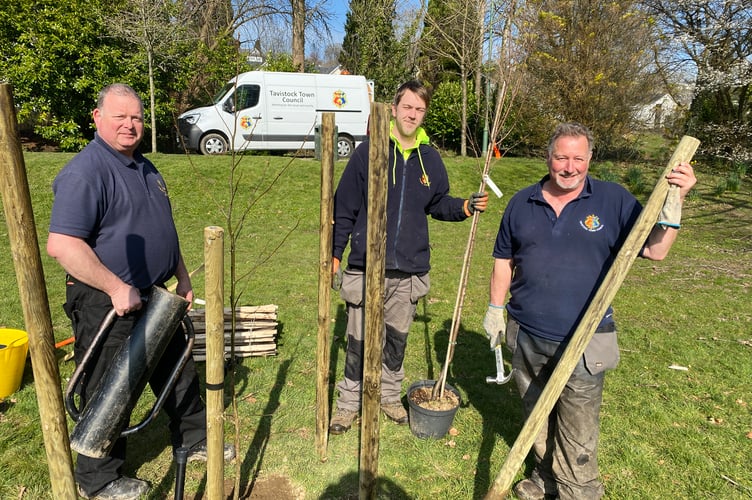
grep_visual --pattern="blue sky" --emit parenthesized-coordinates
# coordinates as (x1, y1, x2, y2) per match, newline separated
(328, 0, 350, 43)
(323, 0, 422, 45)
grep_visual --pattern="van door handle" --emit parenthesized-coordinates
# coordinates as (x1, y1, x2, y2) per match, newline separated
(252, 115, 262, 120)
(273, 116, 284, 120)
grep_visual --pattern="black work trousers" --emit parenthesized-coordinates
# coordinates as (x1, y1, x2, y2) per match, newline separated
(64, 278, 206, 496)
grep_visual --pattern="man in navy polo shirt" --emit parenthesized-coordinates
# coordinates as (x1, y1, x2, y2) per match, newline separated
(483, 122, 696, 499)
(47, 84, 231, 500)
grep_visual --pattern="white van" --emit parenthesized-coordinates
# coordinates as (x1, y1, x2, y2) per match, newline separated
(177, 71, 373, 158)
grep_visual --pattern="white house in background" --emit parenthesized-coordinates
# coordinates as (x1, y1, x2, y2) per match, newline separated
(634, 93, 680, 129)
(633, 83, 695, 130)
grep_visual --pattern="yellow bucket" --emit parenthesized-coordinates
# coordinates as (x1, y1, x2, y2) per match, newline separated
(0, 328, 29, 399)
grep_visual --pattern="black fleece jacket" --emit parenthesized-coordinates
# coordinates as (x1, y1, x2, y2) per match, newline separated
(332, 136, 468, 274)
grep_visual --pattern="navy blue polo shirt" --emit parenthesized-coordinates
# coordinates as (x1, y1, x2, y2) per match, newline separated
(493, 175, 641, 341)
(49, 134, 180, 289)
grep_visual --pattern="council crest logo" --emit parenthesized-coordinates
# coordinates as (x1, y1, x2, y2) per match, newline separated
(332, 90, 347, 108)
(156, 179, 168, 197)
(580, 214, 603, 232)
(240, 116, 253, 129)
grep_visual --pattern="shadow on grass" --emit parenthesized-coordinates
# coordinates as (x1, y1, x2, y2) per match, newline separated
(123, 354, 252, 497)
(329, 304, 348, 411)
(431, 318, 530, 499)
(232, 316, 293, 496)
(416, 297, 436, 381)
(319, 471, 411, 499)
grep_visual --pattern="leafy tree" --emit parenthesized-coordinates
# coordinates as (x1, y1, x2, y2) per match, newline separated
(261, 51, 317, 72)
(177, 0, 243, 105)
(643, 0, 752, 166)
(419, 0, 483, 156)
(515, 0, 660, 156)
(423, 80, 478, 152)
(104, 0, 192, 153)
(340, 0, 408, 100)
(418, 0, 458, 88)
(0, 0, 135, 150)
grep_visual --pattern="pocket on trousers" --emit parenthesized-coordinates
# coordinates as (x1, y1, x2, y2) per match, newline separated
(584, 331, 620, 375)
(410, 273, 430, 303)
(340, 269, 365, 306)
(505, 318, 520, 353)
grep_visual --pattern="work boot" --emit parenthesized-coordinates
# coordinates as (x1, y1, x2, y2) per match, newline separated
(329, 408, 359, 434)
(77, 476, 149, 500)
(512, 478, 549, 500)
(380, 401, 408, 425)
(186, 442, 236, 462)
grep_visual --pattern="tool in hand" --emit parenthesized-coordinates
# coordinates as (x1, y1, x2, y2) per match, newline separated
(486, 343, 513, 385)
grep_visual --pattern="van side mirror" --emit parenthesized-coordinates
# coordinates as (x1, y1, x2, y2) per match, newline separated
(222, 99, 235, 113)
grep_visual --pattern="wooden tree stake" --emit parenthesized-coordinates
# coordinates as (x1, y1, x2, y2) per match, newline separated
(0, 84, 77, 497)
(316, 112, 336, 460)
(204, 226, 225, 499)
(359, 102, 390, 499)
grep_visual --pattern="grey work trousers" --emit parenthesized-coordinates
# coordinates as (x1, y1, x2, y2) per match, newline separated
(335, 268, 430, 410)
(509, 322, 607, 500)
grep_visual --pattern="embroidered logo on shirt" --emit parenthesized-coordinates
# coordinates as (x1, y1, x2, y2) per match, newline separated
(419, 173, 430, 187)
(157, 179, 168, 197)
(580, 214, 603, 232)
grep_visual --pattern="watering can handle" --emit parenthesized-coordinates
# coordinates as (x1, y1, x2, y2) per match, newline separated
(121, 314, 195, 437)
(64, 309, 118, 421)
(64, 295, 149, 419)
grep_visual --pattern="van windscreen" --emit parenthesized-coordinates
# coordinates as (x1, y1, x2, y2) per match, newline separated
(213, 83, 234, 105)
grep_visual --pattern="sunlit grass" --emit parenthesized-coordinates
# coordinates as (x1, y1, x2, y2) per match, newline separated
(1, 148, 750, 498)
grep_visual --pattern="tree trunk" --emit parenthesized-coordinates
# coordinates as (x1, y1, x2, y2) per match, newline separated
(461, 68, 468, 157)
(148, 48, 157, 153)
(476, 0, 486, 117)
(292, 0, 305, 71)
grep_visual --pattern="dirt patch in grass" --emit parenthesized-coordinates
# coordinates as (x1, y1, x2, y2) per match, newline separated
(238, 475, 301, 499)
(185, 475, 301, 499)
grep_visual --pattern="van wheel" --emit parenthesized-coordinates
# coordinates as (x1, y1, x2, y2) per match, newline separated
(337, 136, 355, 159)
(200, 133, 228, 155)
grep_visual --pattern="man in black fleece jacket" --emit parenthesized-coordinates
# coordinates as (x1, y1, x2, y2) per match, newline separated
(329, 80, 488, 434)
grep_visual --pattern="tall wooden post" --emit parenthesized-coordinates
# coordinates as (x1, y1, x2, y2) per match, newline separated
(204, 226, 225, 499)
(0, 84, 77, 497)
(485, 136, 700, 499)
(359, 102, 390, 500)
(315, 113, 336, 460)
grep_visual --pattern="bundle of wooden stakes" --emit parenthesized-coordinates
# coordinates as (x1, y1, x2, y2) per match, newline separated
(188, 305, 279, 360)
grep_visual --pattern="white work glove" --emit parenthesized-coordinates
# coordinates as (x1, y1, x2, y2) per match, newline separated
(482, 304, 506, 348)
(657, 184, 682, 229)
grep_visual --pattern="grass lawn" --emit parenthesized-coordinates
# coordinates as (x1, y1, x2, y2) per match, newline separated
(0, 143, 750, 499)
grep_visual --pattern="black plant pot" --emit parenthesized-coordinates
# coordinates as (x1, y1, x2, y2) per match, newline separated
(407, 380, 461, 439)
